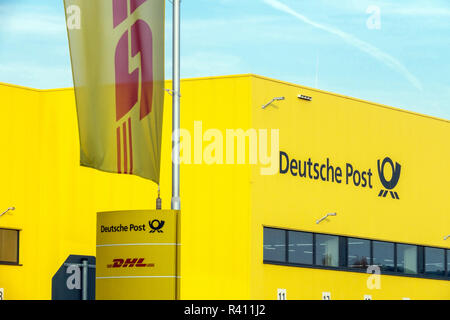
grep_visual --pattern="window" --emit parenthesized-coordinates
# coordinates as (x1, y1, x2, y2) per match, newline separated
(288, 231, 313, 265)
(372, 241, 395, 272)
(425, 247, 445, 276)
(0, 228, 19, 265)
(262, 227, 450, 281)
(263, 228, 286, 262)
(447, 250, 450, 277)
(397, 244, 418, 274)
(315, 234, 339, 267)
(348, 238, 370, 269)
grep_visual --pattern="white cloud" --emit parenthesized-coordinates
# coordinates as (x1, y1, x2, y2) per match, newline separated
(0, 4, 66, 37)
(262, 0, 423, 91)
(179, 15, 317, 45)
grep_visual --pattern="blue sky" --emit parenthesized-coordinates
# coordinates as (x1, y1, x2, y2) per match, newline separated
(0, 0, 449, 119)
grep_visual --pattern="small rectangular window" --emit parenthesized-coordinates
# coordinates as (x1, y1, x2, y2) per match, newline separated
(397, 244, 418, 274)
(447, 250, 450, 277)
(0, 228, 19, 265)
(425, 247, 445, 276)
(315, 234, 339, 267)
(288, 231, 313, 265)
(263, 228, 286, 262)
(348, 238, 371, 269)
(372, 241, 395, 272)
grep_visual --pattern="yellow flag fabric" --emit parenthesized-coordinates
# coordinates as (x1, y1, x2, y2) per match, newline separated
(64, 0, 165, 183)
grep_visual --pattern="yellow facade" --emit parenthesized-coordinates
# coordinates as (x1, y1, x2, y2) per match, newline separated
(249, 76, 450, 300)
(0, 75, 448, 300)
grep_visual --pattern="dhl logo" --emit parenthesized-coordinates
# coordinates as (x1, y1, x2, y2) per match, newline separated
(107, 258, 155, 268)
(113, 0, 153, 174)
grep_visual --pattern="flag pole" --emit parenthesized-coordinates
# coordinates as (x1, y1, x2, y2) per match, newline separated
(171, 0, 181, 210)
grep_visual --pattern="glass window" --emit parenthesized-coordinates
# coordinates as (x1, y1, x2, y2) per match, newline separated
(448, 250, 450, 277)
(263, 228, 286, 262)
(425, 247, 445, 276)
(315, 234, 339, 267)
(348, 238, 371, 269)
(397, 244, 417, 274)
(288, 231, 313, 265)
(0, 228, 19, 264)
(372, 241, 395, 272)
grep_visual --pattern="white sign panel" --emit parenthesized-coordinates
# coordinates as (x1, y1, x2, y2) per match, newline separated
(322, 292, 331, 300)
(277, 288, 287, 300)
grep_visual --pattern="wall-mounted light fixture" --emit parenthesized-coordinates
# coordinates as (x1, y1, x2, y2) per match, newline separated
(316, 212, 337, 224)
(0, 207, 15, 218)
(298, 94, 312, 101)
(262, 97, 285, 109)
(164, 88, 181, 97)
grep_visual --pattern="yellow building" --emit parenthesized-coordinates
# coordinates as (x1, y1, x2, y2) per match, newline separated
(0, 74, 449, 300)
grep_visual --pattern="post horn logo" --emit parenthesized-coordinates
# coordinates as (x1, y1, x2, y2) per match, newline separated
(377, 157, 401, 200)
(149, 220, 165, 233)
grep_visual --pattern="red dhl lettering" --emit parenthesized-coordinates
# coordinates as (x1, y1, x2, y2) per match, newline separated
(107, 258, 155, 268)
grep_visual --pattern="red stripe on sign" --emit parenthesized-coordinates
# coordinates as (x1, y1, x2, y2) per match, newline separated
(116, 127, 122, 173)
(128, 117, 133, 174)
(130, 20, 154, 120)
(130, 0, 147, 14)
(112, 0, 128, 28)
(115, 31, 139, 121)
(123, 122, 128, 174)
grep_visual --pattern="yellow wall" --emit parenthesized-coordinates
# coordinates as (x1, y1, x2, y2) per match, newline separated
(0, 83, 159, 299)
(0, 74, 448, 300)
(259, 265, 449, 300)
(249, 75, 450, 299)
(0, 75, 253, 300)
(172, 76, 253, 299)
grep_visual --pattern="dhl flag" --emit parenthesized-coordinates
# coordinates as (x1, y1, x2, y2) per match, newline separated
(64, 0, 165, 183)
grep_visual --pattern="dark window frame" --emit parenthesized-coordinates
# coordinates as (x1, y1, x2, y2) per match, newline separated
(262, 226, 450, 281)
(347, 237, 371, 270)
(314, 233, 340, 268)
(424, 246, 446, 277)
(0, 228, 20, 266)
(285, 230, 289, 264)
(372, 240, 396, 272)
(263, 227, 287, 263)
(395, 243, 419, 275)
(446, 250, 450, 277)
(287, 230, 314, 266)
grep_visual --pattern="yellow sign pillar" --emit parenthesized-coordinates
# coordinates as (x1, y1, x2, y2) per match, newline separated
(96, 210, 180, 300)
